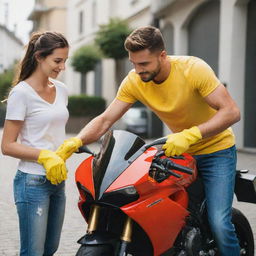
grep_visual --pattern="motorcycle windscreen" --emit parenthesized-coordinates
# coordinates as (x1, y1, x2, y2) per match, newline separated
(93, 130, 145, 199)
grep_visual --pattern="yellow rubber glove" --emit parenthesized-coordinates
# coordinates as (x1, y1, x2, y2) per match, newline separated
(37, 150, 67, 185)
(162, 126, 202, 156)
(55, 137, 83, 161)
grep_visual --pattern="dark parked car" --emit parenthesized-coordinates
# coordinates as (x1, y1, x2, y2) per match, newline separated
(120, 107, 148, 136)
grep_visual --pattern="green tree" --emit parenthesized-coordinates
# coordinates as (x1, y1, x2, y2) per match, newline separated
(71, 44, 102, 74)
(95, 18, 131, 60)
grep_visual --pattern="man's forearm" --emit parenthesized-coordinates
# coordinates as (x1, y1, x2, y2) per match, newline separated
(77, 114, 112, 145)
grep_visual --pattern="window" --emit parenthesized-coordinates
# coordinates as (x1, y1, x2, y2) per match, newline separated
(92, 0, 97, 28)
(79, 10, 84, 34)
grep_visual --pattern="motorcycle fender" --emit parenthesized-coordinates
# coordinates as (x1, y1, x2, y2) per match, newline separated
(77, 231, 119, 246)
(235, 171, 256, 203)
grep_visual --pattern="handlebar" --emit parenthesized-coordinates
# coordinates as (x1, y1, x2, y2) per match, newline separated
(144, 137, 167, 149)
(76, 145, 95, 156)
(150, 153, 193, 182)
(154, 157, 193, 175)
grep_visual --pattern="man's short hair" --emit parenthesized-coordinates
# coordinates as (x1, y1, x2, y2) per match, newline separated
(124, 26, 165, 53)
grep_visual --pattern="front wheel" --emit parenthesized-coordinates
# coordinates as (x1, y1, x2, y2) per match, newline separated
(232, 208, 255, 256)
(76, 244, 113, 256)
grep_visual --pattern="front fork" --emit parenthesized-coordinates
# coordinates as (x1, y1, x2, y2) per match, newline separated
(119, 217, 133, 255)
(87, 204, 100, 234)
(87, 204, 133, 255)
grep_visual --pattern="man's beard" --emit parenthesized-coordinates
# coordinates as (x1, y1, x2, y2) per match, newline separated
(139, 64, 161, 82)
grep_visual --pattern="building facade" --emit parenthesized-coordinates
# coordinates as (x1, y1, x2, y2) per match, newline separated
(28, 0, 68, 81)
(0, 25, 23, 73)
(28, 0, 67, 34)
(65, 0, 151, 102)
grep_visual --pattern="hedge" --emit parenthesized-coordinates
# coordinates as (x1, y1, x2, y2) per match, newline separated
(0, 68, 14, 102)
(68, 95, 106, 117)
(0, 105, 6, 127)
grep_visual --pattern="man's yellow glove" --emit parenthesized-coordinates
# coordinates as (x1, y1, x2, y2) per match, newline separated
(37, 150, 67, 185)
(162, 126, 202, 156)
(55, 137, 83, 161)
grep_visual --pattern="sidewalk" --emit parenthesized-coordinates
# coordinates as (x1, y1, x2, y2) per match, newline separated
(0, 132, 255, 255)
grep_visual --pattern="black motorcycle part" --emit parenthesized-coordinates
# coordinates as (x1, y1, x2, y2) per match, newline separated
(232, 208, 255, 256)
(77, 231, 119, 246)
(119, 241, 129, 256)
(76, 231, 119, 256)
(76, 244, 113, 256)
(235, 170, 256, 203)
(184, 228, 202, 256)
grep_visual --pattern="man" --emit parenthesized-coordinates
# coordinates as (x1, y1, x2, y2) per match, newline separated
(56, 26, 241, 255)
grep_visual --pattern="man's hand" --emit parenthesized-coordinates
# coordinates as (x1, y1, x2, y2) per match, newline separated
(37, 150, 67, 185)
(162, 126, 202, 156)
(55, 137, 83, 161)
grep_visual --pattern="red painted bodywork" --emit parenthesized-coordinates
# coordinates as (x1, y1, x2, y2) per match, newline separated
(75, 147, 197, 256)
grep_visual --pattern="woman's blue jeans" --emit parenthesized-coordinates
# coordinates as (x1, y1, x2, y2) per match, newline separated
(13, 170, 66, 256)
(193, 145, 240, 256)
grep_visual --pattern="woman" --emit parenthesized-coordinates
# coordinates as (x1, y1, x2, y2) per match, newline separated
(1, 31, 69, 256)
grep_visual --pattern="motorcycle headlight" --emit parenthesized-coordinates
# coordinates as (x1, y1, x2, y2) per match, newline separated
(119, 185, 138, 195)
(100, 185, 139, 207)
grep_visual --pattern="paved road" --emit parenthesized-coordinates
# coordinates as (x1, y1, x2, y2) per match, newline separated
(0, 132, 255, 255)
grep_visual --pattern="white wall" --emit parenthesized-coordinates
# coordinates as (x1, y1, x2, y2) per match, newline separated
(0, 27, 23, 73)
(218, 0, 248, 148)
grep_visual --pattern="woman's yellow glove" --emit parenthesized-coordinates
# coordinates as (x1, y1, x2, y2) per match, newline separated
(37, 150, 67, 185)
(162, 126, 202, 156)
(55, 137, 83, 161)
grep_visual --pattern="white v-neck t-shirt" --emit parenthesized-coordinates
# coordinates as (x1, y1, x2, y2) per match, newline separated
(6, 79, 69, 175)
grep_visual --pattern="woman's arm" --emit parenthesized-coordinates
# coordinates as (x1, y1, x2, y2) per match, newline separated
(1, 120, 40, 160)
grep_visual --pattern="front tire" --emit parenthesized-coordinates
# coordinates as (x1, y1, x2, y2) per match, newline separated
(232, 208, 255, 256)
(76, 244, 113, 256)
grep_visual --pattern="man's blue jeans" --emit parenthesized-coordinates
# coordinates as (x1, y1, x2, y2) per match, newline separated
(193, 145, 240, 256)
(13, 170, 66, 256)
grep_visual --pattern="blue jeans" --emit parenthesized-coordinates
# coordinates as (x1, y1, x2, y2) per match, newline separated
(193, 146, 240, 256)
(13, 170, 66, 256)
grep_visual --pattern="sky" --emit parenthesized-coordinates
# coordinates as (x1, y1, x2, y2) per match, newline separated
(0, 0, 35, 44)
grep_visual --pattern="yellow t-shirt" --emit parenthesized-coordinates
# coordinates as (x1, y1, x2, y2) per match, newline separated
(116, 56, 235, 155)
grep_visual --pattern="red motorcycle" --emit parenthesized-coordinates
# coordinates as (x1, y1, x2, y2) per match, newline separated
(75, 130, 255, 256)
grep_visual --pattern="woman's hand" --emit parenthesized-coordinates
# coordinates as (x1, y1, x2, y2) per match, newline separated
(37, 150, 67, 185)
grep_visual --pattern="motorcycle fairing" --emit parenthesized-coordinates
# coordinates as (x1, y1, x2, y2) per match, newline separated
(76, 156, 95, 198)
(121, 190, 189, 256)
(105, 146, 157, 193)
(105, 145, 192, 255)
(91, 130, 146, 199)
(75, 130, 196, 255)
